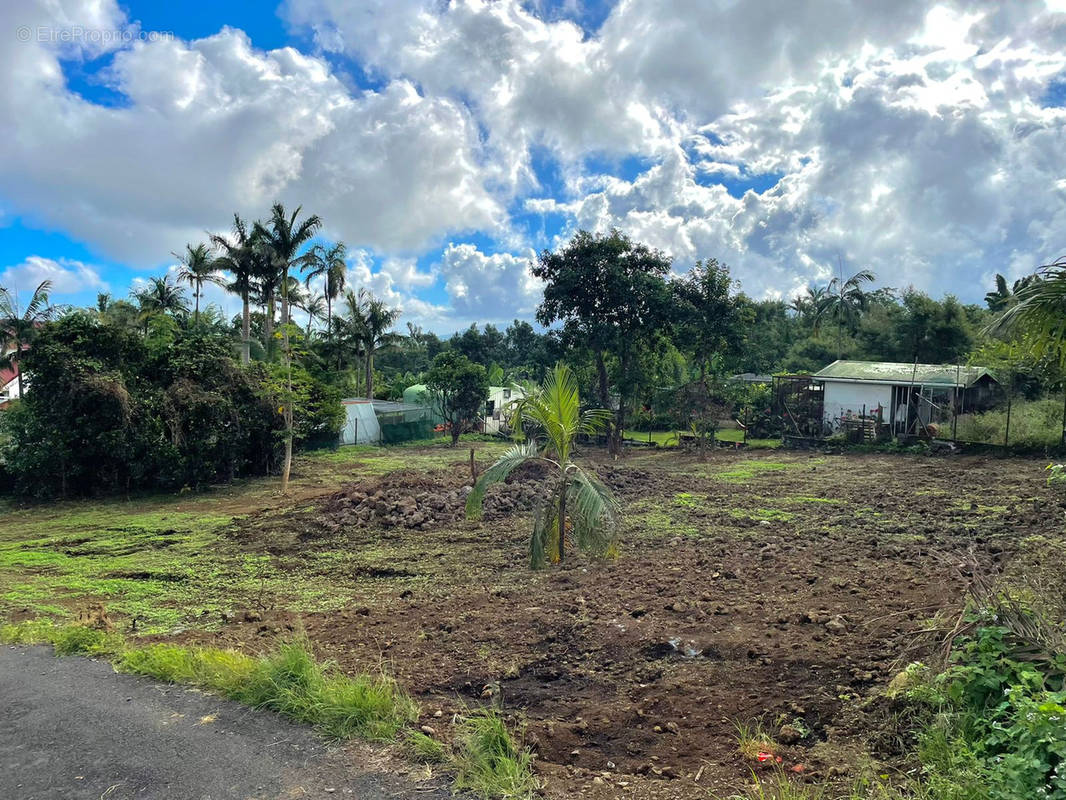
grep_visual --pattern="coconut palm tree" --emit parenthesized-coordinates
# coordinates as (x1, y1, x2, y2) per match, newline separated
(984, 273, 1040, 313)
(173, 242, 223, 323)
(302, 242, 347, 336)
(0, 280, 54, 397)
(818, 267, 875, 358)
(466, 363, 619, 568)
(211, 215, 262, 365)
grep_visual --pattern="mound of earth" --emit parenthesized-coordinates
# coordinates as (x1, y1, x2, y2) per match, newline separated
(316, 461, 553, 532)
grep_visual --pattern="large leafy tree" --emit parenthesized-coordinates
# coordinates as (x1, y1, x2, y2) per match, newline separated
(0, 280, 55, 396)
(532, 229, 672, 453)
(671, 259, 749, 380)
(425, 351, 488, 445)
(466, 363, 619, 568)
(173, 242, 222, 323)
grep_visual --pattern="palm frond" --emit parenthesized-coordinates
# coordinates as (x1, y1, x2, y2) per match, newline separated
(529, 487, 561, 569)
(566, 465, 620, 558)
(466, 441, 541, 520)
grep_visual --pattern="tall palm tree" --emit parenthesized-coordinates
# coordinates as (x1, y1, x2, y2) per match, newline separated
(790, 284, 829, 331)
(212, 215, 261, 365)
(302, 242, 347, 336)
(253, 203, 321, 493)
(345, 288, 401, 399)
(173, 242, 222, 323)
(133, 275, 188, 331)
(0, 280, 54, 397)
(466, 363, 619, 568)
(818, 267, 875, 358)
(989, 257, 1066, 361)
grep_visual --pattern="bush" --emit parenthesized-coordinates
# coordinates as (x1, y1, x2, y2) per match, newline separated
(1, 315, 288, 495)
(955, 397, 1062, 448)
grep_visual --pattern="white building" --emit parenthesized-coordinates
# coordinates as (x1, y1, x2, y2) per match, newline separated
(484, 385, 525, 434)
(813, 360, 997, 435)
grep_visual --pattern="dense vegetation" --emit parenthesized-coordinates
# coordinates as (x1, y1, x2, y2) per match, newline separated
(2, 207, 1064, 496)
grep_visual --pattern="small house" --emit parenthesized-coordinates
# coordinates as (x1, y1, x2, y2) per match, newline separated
(813, 360, 998, 436)
(401, 383, 526, 436)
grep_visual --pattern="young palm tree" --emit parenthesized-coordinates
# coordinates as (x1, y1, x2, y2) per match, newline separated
(818, 267, 875, 357)
(0, 280, 54, 397)
(173, 242, 222, 323)
(466, 363, 620, 568)
(253, 204, 322, 493)
(211, 215, 260, 365)
(302, 242, 347, 336)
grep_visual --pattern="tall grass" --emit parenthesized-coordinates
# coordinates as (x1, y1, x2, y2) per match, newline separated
(118, 639, 417, 741)
(453, 708, 540, 800)
(955, 397, 1062, 447)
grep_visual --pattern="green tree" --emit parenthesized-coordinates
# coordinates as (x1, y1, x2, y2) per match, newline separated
(0, 280, 55, 397)
(132, 275, 188, 331)
(173, 242, 222, 323)
(670, 259, 749, 380)
(533, 229, 671, 453)
(254, 204, 322, 491)
(989, 258, 1066, 363)
(346, 289, 401, 400)
(466, 363, 619, 568)
(211, 214, 262, 365)
(302, 241, 347, 341)
(425, 351, 488, 446)
(818, 267, 876, 358)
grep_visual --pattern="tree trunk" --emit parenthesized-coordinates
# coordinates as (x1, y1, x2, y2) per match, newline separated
(194, 286, 200, 324)
(16, 365, 23, 399)
(596, 350, 612, 451)
(264, 290, 275, 351)
(281, 270, 293, 494)
(365, 348, 374, 400)
(450, 420, 461, 446)
(557, 486, 566, 563)
(241, 290, 251, 366)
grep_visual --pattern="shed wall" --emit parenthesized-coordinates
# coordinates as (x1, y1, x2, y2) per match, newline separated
(822, 381, 892, 430)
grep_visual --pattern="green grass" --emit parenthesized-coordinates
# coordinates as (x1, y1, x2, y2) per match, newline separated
(3, 621, 536, 798)
(623, 429, 781, 449)
(712, 460, 794, 484)
(453, 708, 540, 800)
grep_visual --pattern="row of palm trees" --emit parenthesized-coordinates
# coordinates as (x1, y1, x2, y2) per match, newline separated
(789, 266, 877, 357)
(126, 204, 401, 392)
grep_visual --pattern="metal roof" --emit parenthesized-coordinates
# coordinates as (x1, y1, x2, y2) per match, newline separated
(342, 398, 429, 413)
(813, 360, 995, 388)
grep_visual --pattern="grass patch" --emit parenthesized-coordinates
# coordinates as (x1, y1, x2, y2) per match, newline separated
(734, 718, 778, 760)
(729, 508, 795, 522)
(713, 460, 795, 484)
(4, 622, 536, 799)
(453, 708, 540, 800)
(119, 639, 417, 741)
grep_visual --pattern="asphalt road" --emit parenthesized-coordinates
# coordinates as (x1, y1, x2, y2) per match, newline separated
(0, 645, 454, 800)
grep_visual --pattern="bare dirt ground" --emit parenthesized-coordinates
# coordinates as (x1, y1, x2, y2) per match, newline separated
(179, 447, 1060, 799)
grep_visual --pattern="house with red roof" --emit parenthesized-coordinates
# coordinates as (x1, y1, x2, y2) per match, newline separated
(0, 362, 19, 409)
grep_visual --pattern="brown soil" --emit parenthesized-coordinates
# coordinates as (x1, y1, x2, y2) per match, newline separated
(201, 449, 1058, 798)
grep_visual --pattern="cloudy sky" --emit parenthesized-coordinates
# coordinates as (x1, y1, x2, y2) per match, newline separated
(2, 0, 1065, 332)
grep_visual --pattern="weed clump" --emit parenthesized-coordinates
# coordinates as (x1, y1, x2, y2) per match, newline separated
(453, 708, 539, 800)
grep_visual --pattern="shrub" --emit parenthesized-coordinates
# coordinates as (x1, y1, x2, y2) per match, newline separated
(452, 709, 539, 800)
(955, 397, 1062, 448)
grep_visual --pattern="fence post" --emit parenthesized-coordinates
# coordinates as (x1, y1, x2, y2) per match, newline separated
(1004, 389, 1012, 448)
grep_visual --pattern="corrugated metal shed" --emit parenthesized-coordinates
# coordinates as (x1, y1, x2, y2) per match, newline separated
(813, 360, 995, 388)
